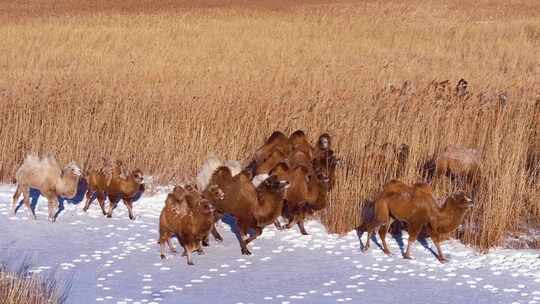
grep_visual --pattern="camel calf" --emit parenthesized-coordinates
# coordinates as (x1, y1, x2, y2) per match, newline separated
(158, 187, 215, 265)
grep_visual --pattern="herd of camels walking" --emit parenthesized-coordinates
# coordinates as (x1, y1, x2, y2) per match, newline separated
(12, 130, 475, 265)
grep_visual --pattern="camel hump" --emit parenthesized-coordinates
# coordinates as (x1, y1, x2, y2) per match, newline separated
(290, 130, 306, 140)
(382, 180, 410, 194)
(412, 182, 432, 194)
(267, 131, 287, 144)
(210, 166, 233, 185)
(439, 144, 481, 165)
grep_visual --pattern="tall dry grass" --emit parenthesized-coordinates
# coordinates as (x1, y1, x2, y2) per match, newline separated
(0, 262, 70, 304)
(0, 0, 538, 249)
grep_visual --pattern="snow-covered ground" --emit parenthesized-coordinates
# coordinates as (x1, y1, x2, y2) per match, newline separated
(0, 184, 539, 304)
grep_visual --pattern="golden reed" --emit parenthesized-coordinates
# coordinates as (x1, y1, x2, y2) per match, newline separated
(0, 0, 538, 249)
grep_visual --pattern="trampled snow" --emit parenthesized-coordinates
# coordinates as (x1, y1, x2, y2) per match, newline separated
(0, 184, 538, 304)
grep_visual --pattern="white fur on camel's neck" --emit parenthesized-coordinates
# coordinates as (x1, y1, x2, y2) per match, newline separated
(196, 154, 243, 191)
(252, 174, 270, 188)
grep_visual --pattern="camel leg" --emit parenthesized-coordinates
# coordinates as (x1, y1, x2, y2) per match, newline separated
(363, 229, 375, 253)
(166, 238, 177, 253)
(12, 185, 21, 214)
(22, 187, 36, 220)
(158, 230, 174, 259)
(97, 192, 107, 216)
(285, 213, 299, 229)
(123, 199, 135, 220)
(159, 241, 168, 259)
(403, 224, 421, 260)
(356, 226, 365, 249)
(82, 189, 95, 212)
(163, 232, 177, 252)
(184, 244, 195, 265)
(432, 235, 448, 263)
(211, 224, 223, 242)
(297, 219, 309, 235)
(236, 221, 251, 255)
(245, 226, 263, 244)
(202, 236, 210, 247)
(196, 243, 205, 255)
(378, 224, 393, 255)
(46, 195, 59, 222)
(106, 195, 119, 218)
(186, 250, 194, 265)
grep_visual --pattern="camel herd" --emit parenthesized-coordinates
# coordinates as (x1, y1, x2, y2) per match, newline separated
(11, 130, 480, 265)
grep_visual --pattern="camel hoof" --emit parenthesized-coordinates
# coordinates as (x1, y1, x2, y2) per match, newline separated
(300, 231, 309, 236)
(215, 236, 223, 242)
(403, 255, 414, 260)
(160, 254, 166, 260)
(202, 241, 209, 247)
(438, 257, 448, 263)
(106, 214, 112, 218)
(82, 208, 88, 212)
(187, 261, 194, 266)
(383, 250, 392, 256)
(241, 248, 252, 255)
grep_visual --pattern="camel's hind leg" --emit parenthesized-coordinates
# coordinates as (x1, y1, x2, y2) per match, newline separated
(45, 194, 59, 222)
(378, 220, 394, 255)
(245, 226, 263, 244)
(19, 186, 36, 220)
(211, 224, 223, 242)
(183, 243, 196, 265)
(96, 192, 107, 216)
(284, 213, 299, 229)
(106, 195, 119, 218)
(166, 238, 177, 253)
(236, 221, 251, 255)
(356, 225, 365, 249)
(12, 186, 21, 215)
(364, 198, 391, 254)
(362, 229, 376, 252)
(158, 231, 173, 259)
(297, 219, 309, 235)
(403, 223, 421, 260)
(82, 189, 95, 212)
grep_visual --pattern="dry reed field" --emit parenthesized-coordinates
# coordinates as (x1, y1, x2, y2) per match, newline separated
(0, 0, 538, 250)
(0, 262, 69, 304)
